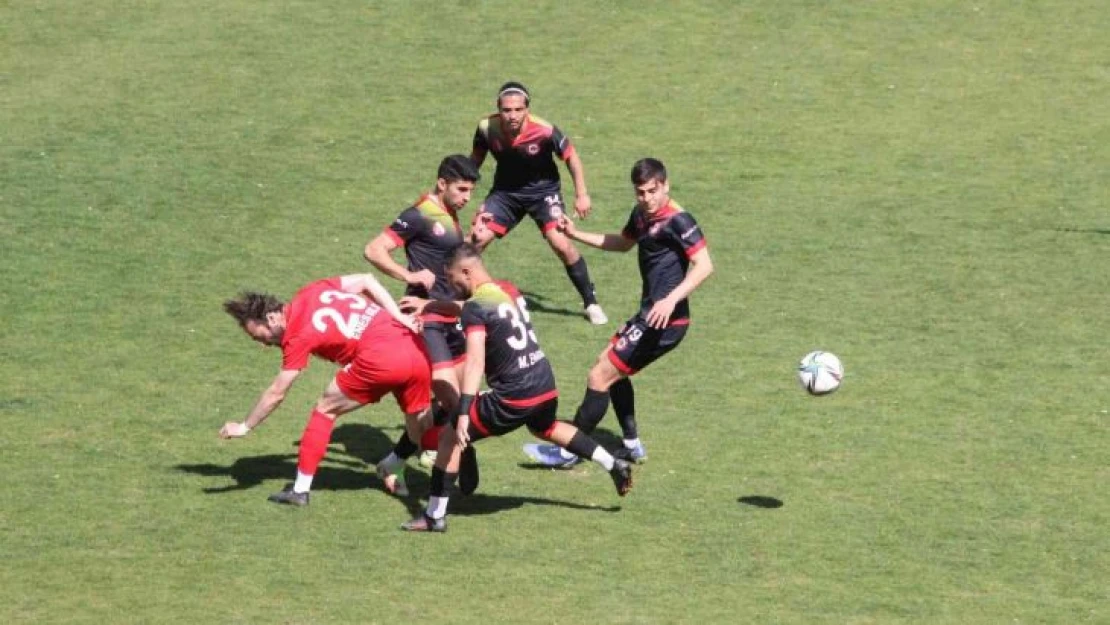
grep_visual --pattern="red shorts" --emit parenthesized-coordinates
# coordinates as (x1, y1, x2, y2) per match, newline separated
(335, 335, 431, 414)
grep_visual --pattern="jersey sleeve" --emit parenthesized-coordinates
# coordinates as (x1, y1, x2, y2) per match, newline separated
(281, 337, 313, 371)
(460, 300, 487, 336)
(621, 208, 641, 241)
(550, 125, 575, 162)
(385, 206, 426, 246)
(472, 121, 490, 158)
(669, 212, 707, 257)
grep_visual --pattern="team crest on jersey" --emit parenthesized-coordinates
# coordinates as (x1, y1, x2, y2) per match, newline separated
(526, 143, 540, 155)
(649, 221, 665, 237)
(432, 221, 446, 237)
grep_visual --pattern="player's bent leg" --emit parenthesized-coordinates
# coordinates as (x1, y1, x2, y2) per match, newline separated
(270, 381, 365, 506)
(535, 422, 632, 497)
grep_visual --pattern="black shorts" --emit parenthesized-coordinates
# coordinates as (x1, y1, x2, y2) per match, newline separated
(607, 313, 689, 375)
(477, 188, 565, 237)
(459, 392, 559, 443)
(423, 319, 465, 370)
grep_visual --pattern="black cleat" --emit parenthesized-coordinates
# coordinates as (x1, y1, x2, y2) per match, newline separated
(400, 513, 446, 533)
(459, 446, 480, 496)
(267, 483, 310, 506)
(609, 459, 633, 497)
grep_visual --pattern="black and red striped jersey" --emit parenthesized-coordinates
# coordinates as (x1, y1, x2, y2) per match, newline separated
(381, 194, 465, 302)
(472, 114, 575, 193)
(460, 280, 557, 404)
(621, 200, 707, 322)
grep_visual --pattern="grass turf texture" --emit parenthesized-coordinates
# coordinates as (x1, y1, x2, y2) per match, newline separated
(2, 1, 1107, 623)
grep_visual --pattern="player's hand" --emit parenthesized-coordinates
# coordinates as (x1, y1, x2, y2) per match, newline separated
(574, 193, 592, 219)
(557, 214, 578, 237)
(219, 421, 250, 439)
(406, 269, 436, 292)
(399, 295, 428, 314)
(469, 212, 494, 245)
(454, 414, 471, 449)
(646, 297, 677, 329)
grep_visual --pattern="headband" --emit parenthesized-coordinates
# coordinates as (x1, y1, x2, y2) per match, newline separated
(497, 87, 530, 103)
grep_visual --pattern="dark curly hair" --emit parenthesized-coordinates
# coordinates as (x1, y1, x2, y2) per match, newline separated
(223, 291, 284, 328)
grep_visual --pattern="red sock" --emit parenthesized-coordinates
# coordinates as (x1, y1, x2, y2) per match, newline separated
(421, 425, 444, 452)
(297, 410, 336, 475)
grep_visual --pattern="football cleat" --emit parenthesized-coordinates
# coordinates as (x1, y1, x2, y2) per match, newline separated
(400, 513, 446, 533)
(609, 459, 634, 497)
(267, 483, 310, 506)
(585, 303, 609, 325)
(522, 443, 581, 469)
(376, 461, 409, 497)
(459, 446, 479, 496)
(613, 441, 648, 464)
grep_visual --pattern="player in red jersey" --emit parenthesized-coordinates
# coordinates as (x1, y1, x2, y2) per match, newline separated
(401, 244, 632, 533)
(468, 81, 608, 325)
(219, 273, 432, 506)
(364, 155, 479, 483)
(524, 158, 714, 468)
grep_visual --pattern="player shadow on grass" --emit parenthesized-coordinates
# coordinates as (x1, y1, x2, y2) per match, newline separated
(737, 496, 784, 509)
(519, 290, 584, 319)
(451, 492, 621, 516)
(174, 423, 407, 495)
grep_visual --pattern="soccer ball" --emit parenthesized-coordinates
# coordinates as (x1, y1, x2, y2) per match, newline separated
(797, 351, 844, 395)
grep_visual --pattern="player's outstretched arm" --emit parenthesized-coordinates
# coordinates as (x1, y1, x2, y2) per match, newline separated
(558, 215, 635, 252)
(220, 369, 302, 438)
(340, 273, 419, 333)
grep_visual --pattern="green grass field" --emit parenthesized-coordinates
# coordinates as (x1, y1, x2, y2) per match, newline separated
(2, 1, 1107, 623)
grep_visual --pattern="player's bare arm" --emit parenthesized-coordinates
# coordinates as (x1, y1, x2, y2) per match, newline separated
(646, 247, 714, 329)
(364, 233, 436, 291)
(455, 328, 487, 449)
(339, 273, 420, 334)
(469, 148, 487, 169)
(558, 215, 636, 252)
(564, 151, 592, 219)
(399, 296, 464, 318)
(220, 368, 302, 438)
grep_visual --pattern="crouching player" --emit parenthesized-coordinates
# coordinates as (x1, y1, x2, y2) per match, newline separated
(401, 244, 632, 532)
(219, 273, 431, 506)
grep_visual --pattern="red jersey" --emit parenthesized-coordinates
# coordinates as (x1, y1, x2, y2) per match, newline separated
(280, 277, 409, 371)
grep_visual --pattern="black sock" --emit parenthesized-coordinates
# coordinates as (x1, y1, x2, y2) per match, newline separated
(392, 432, 418, 459)
(564, 257, 598, 307)
(610, 378, 638, 439)
(563, 429, 600, 459)
(429, 467, 459, 497)
(572, 387, 610, 434)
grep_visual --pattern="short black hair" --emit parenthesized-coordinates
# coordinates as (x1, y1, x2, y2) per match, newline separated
(497, 81, 530, 107)
(446, 242, 484, 268)
(223, 291, 284, 328)
(437, 154, 480, 183)
(631, 158, 668, 186)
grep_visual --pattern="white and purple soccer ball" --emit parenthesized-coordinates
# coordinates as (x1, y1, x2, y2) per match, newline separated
(797, 351, 844, 395)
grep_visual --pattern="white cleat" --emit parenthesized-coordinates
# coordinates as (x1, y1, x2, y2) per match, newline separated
(585, 303, 608, 325)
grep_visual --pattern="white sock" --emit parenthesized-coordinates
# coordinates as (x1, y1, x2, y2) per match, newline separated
(623, 438, 641, 449)
(591, 447, 615, 471)
(293, 470, 314, 494)
(426, 496, 449, 519)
